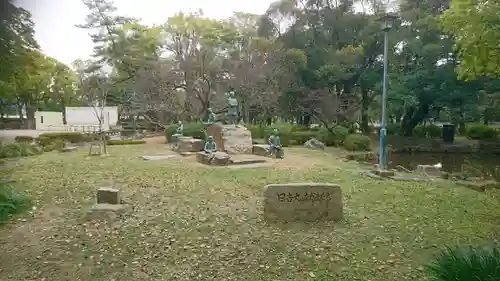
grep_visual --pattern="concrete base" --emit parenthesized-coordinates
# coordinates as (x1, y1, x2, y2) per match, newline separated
(85, 203, 130, 221)
(142, 155, 181, 161)
(372, 169, 395, 177)
(61, 146, 78, 152)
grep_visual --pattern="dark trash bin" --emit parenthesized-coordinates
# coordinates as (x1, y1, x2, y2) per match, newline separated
(442, 124, 455, 143)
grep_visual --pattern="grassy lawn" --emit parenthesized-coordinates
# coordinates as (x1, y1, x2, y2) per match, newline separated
(1, 143, 500, 281)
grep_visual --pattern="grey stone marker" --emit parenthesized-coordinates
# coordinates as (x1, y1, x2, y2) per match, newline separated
(97, 187, 120, 204)
(263, 183, 343, 222)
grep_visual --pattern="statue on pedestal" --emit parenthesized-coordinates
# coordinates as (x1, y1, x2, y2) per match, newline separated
(203, 135, 217, 162)
(206, 108, 217, 124)
(170, 120, 183, 149)
(225, 90, 238, 127)
(268, 129, 283, 159)
(204, 136, 217, 153)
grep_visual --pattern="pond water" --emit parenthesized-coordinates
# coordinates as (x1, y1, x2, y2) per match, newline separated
(388, 152, 500, 176)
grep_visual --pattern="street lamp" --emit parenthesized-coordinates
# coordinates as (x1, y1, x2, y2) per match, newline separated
(376, 14, 397, 170)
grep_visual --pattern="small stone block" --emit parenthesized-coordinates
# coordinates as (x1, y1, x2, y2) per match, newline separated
(416, 165, 442, 177)
(360, 171, 384, 180)
(97, 187, 120, 204)
(389, 176, 432, 182)
(61, 146, 78, 152)
(455, 180, 500, 192)
(372, 169, 395, 177)
(263, 183, 342, 222)
(142, 155, 180, 161)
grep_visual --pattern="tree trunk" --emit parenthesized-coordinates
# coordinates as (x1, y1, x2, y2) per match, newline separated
(61, 99, 67, 124)
(25, 104, 35, 129)
(400, 105, 430, 136)
(360, 87, 370, 134)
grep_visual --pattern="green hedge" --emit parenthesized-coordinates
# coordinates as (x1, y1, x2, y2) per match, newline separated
(164, 122, 360, 148)
(413, 125, 442, 138)
(343, 134, 371, 151)
(250, 124, 348, 147)
(0, 143, 43, 159)
(37, 132, 110, 147)
(466, 124, 498, 140)
(290, 131, 317, 145)
(38, 132, 91, 146)
(107, 139, 146, 145)
(14, 136, 34, 143)
(165, 123, 206, 142)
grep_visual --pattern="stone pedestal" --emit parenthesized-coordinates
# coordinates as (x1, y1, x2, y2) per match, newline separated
(173, 137, 204, 153)
(206, 123, 253, 154)
(252, 144, 284, 158)
(87, 187, 129, 221)
(196, 151, 231, 166)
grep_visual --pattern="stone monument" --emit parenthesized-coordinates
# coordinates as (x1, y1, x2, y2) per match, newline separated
(263, 183, 343, 222)
(86, 187, 130, 221)
(206, 123, 253, 154)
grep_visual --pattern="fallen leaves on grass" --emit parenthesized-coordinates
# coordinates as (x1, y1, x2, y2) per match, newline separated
(0, 145, 499, 281)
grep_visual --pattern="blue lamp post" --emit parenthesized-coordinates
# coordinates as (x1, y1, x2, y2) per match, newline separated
(376, 14, 397, 170)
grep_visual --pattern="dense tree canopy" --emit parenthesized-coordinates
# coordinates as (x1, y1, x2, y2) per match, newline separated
(2, 0, 500, 134)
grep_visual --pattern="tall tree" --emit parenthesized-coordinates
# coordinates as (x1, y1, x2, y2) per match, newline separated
(441, 0, 500, 80)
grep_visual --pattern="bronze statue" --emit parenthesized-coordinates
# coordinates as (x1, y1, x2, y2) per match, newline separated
(171, 120, 183, 150)
(204, 136, 217, 153)
(268, 129, 283, 159)
(206, 108, 217, 124)
(225, 90, 238, 126)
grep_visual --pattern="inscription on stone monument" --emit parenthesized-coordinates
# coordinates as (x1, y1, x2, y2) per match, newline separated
(263, 183, 343, 222)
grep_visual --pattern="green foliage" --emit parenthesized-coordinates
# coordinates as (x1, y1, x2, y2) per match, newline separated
(315, 126, 349, 146)
(413, 125, 442, 138)
(38, 132, 92, 146)
(247, 124, 265, 139)
(107, 139, 146, 145)
(165, 123, 206, 142)
(386, 124, 401, 136)
(343, 134, 371, 151)
(290, 131, 317, 145)
(0, 183, 32, 224)
(466, 124, 498, 140)
(441, 0, 500, 79)
(426, 245, 500, 281)
(14, 136, 34, 143)
(0, 143, 43, 159)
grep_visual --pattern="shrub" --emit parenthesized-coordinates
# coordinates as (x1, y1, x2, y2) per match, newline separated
(413, 125, 442, 138)
(107, 139, 146, 145)
(343, 134, 371, 151)
(466, 124, 498, 140)
(0, 143, 43, 159)
(0, 183, 32, 224)
(426, 124, 442, 138)
(165, 122, 206, 142)
(426, 245, 500, 281)
(290, 131, 317, 145)
(14, 136, 34, 143)
(37, 132, 91, 146)
(386, 124, 401, 136)
(247, 124, 265, 139)
(315, 126, 349, 146)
